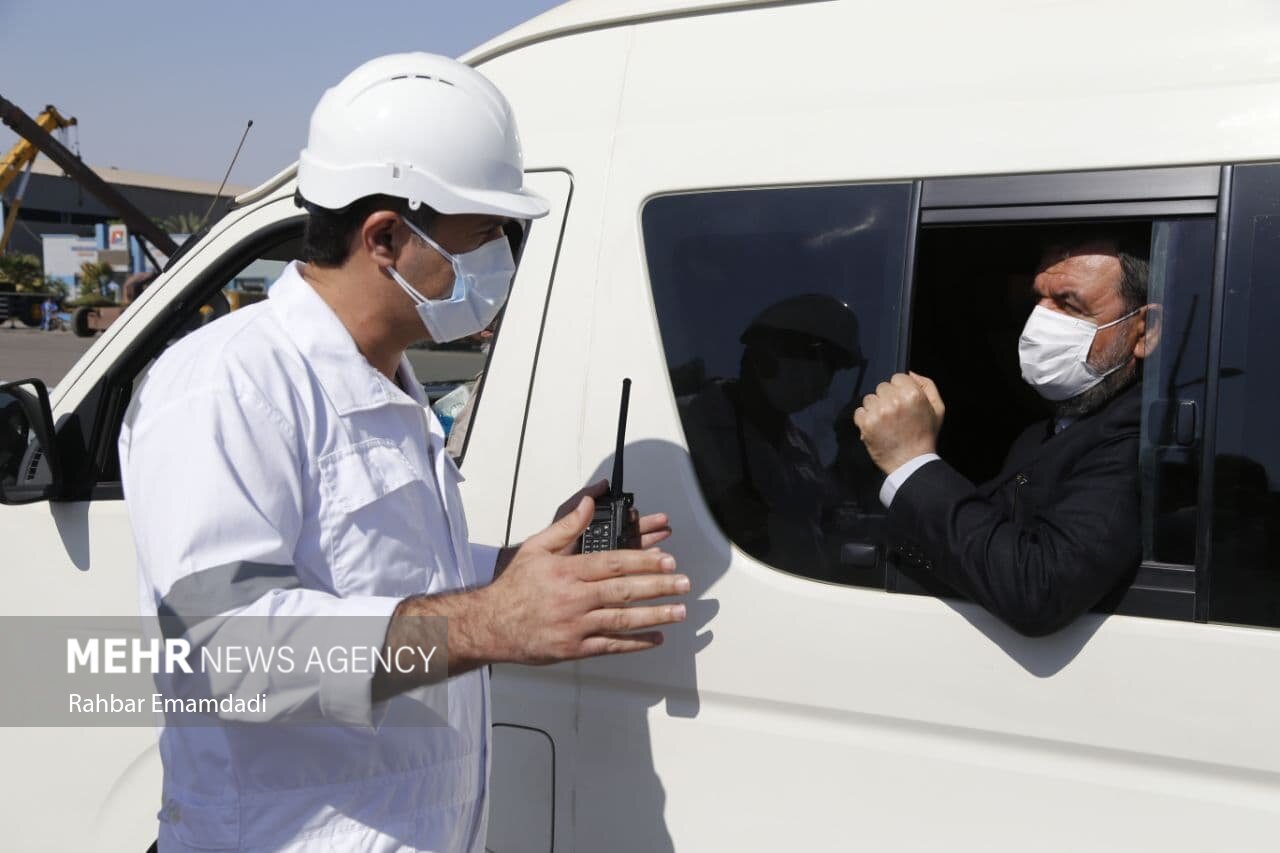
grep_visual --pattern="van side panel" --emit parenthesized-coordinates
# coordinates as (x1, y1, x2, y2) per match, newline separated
(616, 0, 1280, 187)
(493, 2, 1280, 850)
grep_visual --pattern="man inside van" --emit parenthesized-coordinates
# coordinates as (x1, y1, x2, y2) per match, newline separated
(853, 233, 1155, 636)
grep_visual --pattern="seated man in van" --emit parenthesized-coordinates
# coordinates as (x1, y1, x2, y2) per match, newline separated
(854, 234, 1155, 636)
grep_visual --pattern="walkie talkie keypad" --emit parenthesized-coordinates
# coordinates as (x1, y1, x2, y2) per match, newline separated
(582, 521, 615, 553)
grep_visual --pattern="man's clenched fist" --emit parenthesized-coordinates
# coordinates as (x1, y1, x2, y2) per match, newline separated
(853, 372, 946, 474)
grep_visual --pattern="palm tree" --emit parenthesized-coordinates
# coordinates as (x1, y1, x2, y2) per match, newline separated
(78, 261, 114, 300)
(159, 211, 205, 236)
(0, 253, 43, 292)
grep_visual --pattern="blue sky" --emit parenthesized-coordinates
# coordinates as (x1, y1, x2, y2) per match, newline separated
(1, 0, 563, 186)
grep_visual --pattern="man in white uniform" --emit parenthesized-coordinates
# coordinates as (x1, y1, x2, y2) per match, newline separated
(120, 53, 688, 852)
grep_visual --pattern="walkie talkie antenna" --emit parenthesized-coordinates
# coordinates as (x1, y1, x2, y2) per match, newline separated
(611, 378, 632, 499)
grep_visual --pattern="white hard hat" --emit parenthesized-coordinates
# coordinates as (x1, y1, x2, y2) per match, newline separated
(297, 52, 548, 219)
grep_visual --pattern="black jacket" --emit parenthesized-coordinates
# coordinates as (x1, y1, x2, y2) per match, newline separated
(889, 382, 1142, 636)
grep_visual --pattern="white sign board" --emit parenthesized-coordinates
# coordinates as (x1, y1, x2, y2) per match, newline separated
(42, 235, 100, 279)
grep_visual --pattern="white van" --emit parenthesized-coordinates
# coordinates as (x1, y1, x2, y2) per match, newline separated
(4, 0, 1280, 849)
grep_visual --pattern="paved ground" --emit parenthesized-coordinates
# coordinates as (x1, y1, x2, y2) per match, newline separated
(0, 326, 96, 389)
(1, 323, 486, 391)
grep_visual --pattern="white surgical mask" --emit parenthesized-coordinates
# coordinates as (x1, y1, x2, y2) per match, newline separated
(1018, 305, 1140, 402)
(386, 218, 516, 343)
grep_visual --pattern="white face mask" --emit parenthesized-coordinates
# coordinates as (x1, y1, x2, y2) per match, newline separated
(1018, 304, 1140, 402)
(386, 218, 516, 343)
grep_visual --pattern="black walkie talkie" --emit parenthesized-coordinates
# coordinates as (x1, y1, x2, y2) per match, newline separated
(580, 378, 635, 553)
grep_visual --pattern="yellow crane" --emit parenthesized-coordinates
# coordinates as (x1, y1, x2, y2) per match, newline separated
(0, 104, 76, 253)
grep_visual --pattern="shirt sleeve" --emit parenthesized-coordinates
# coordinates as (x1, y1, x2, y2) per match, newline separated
(121, 380, 401, 729)
(878, 453, 942, 509)
(469, 543, 501, 585)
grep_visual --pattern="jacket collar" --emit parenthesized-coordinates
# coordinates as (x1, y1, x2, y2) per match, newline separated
(268, 261, 427, 415)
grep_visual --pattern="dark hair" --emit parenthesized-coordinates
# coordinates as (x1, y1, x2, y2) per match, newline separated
(1116, 250, 1149, 313)
(297, 192, 438, 266)
(1044, 224, 1150, 312)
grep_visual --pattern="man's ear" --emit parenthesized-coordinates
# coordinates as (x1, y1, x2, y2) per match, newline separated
(360, 211, 402, 267)
(1134, 303, 1161, 359)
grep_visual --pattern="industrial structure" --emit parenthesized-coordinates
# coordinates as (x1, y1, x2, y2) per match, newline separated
(2, 156, 246, 267)
(0, 97, 247, 274)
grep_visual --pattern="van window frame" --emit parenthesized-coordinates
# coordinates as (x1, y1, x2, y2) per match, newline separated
(1202, 162, 1280, 629)
(908, 164, 1227, 624)
(642, 166, 1226, 623)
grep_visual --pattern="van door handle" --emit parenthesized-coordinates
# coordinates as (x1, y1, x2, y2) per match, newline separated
(1175, 400, 1198, 446)
(840, 542, 878, 568)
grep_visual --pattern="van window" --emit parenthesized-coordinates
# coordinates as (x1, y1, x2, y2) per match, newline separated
(643, 183, 914, 587)
(906, 218, 1212, 618)
(1139, 218, 1216, 568)
(1209, 163, 1280, 628)
(75, 219, 527, 498)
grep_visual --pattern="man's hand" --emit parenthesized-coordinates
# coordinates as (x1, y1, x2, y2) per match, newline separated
(853, 372, 945, 475)
(478, 492, 688, 663)
(551, 479, 673, 554)
(493, 481, 674, 575)
(377, 494, 688, 700)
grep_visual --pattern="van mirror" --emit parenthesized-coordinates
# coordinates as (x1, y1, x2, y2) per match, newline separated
(0, 379, 62, 505)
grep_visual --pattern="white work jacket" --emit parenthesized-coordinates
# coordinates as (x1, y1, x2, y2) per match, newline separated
(120, 261, 497, 852)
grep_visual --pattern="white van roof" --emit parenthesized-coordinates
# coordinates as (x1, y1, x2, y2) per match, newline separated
(233, 1, 809, 206)
(236, 0, 1280, 205)
(462, 0, 817, 64)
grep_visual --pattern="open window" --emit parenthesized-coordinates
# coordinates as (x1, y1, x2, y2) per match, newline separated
(646, 167, 1224, 623)
(900, 167, 1222, 621)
